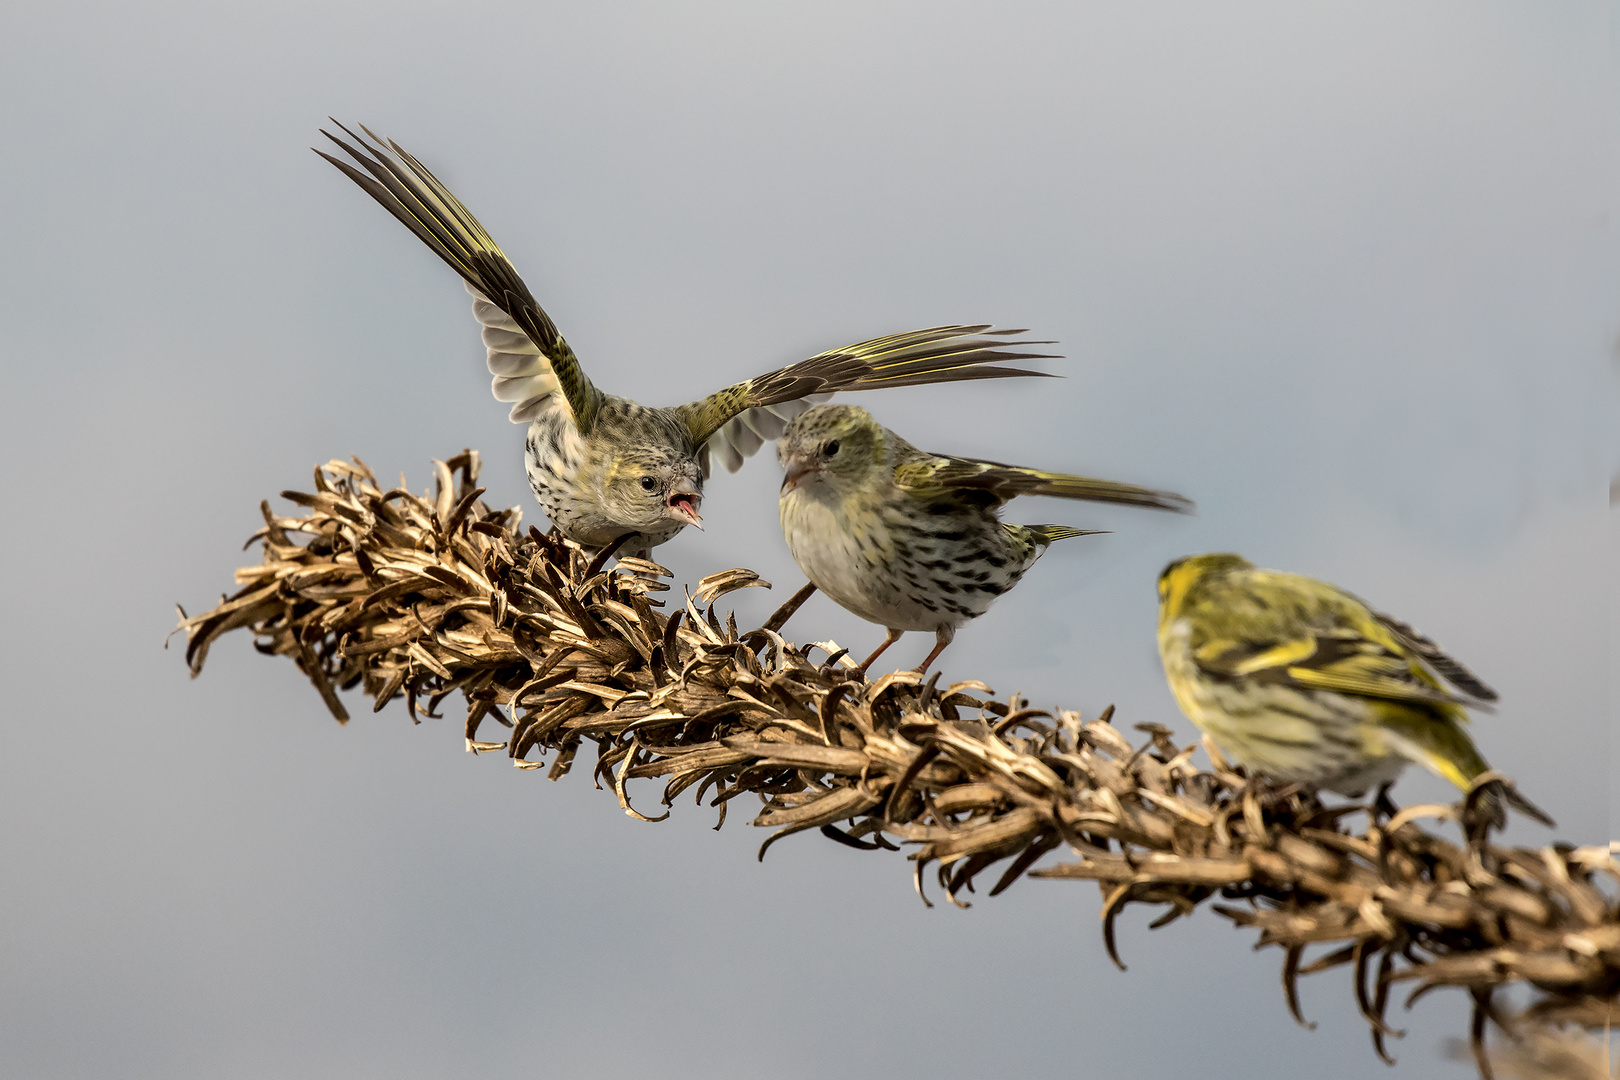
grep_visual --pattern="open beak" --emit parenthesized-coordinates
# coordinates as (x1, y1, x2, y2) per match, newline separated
(780, 454, 821, 494)
(665, 480, 703, 530)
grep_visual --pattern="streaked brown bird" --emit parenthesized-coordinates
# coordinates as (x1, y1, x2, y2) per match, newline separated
(316, 122, 1057, 557)
(778, 403, 1192, 673)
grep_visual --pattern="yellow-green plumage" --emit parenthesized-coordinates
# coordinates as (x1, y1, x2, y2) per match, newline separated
(1156, 553, 1496, 797)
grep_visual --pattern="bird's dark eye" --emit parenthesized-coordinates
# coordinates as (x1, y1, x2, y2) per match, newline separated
(639, 476, 657, 492)
(824, 439, 841, 457)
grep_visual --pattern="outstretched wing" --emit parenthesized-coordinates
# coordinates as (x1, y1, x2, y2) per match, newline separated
(466, 282, 561, 424)
(314, 122, 601, 432)
(678, 325, 1057, 458)
(697, 398, 829, 478)
(893, 454, 1193, 514)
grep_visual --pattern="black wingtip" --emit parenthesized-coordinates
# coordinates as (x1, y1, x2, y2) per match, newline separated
(1160, 494, 1197, 515)
(317, 120, 391, 168)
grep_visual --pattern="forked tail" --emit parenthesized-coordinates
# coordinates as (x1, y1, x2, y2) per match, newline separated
(1019, 524, 1108, 547)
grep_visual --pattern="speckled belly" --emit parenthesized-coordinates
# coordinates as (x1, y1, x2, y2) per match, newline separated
(781, 489, 1023, 634)
(781, 490, 924, 629)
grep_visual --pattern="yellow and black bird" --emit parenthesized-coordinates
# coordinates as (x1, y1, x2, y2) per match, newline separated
(1157, 553, 1518, 809)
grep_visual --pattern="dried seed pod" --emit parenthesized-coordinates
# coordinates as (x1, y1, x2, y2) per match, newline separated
(178, 452, 1620, 1077)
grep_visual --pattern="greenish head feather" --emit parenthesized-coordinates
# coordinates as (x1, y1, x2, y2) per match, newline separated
(776, 403, 889, 494)
(1157, 552, 1255, 623)
(593, 443, 704, 532)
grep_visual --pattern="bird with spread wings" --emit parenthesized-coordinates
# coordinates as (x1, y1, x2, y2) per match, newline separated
(316, 122, 1058, 557)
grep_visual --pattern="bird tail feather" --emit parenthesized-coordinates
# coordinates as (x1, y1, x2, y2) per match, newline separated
(1012, 469, 1194, 513)
(1022, 524, 1107, 545)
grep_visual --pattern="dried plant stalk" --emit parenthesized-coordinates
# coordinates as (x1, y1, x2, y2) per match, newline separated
(178, 452, 1619, 1077)
(1457, 1027, 1616, 1080)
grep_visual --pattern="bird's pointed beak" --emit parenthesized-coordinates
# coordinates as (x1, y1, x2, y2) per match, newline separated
(665, 479, 703, 530)
(780, 453, 821, 494)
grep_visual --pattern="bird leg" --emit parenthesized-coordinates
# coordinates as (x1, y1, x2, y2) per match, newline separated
(584, 531, 641, 579)
(856, 628, 905, 675)
(762, 581, 817, 634)
(912, 627, 955, 674)
(1371, 782, 1400, 824)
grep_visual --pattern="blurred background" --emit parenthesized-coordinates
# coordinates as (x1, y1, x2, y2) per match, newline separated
(1, 2, 1613, 1077)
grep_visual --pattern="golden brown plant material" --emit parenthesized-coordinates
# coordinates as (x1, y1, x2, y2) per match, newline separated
(178, 452, 1619, 1078)
(1454, 1026, 1617, 1080)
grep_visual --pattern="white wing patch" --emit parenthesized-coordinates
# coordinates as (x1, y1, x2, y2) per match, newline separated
(467, 282, 560, 424)
(697, 395, 832, 478)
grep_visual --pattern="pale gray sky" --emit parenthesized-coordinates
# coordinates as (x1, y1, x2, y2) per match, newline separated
(1, 2, 1614, 1077)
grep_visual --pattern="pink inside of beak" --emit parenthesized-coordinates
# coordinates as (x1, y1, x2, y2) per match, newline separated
(667, 492, 703, 529)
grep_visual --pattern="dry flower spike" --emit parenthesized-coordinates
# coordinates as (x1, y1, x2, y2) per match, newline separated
(177, 452, 1619, 1079)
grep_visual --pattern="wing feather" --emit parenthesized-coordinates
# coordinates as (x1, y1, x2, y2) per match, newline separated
(1371, 609, 1498, 702)
(1189, 577, 1487, 714)
(466, 282, 560, 422)
(893, 454, 1193, 514)
(314, 122, 600, 431)
(678, 325, 1057, 450)
(696, 395, 831, 478)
